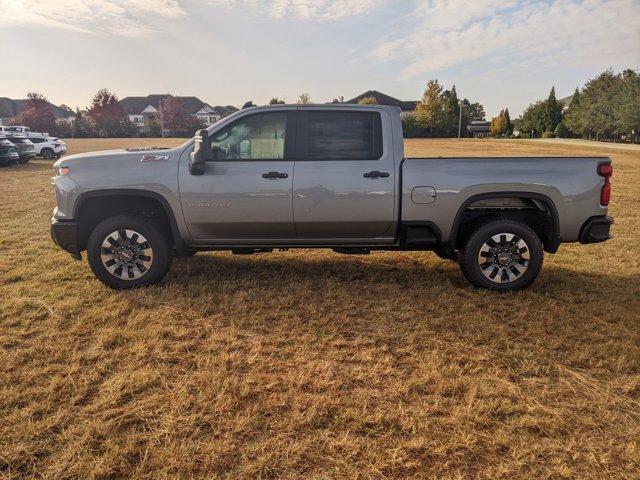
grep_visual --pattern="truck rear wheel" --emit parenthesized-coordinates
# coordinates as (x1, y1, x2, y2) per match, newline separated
(459, 219, 543, 291)
(87, 215, 173, 289)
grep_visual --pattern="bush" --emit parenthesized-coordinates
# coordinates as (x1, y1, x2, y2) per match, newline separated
(401, 113, 426, 138)
(554, 122, 569, 138)
(542, 131, 556, 138)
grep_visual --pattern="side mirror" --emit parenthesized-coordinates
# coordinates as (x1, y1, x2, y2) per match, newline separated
(189, 129, 211, 175)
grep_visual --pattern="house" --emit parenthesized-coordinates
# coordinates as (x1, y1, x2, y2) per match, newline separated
(467, 120, 491, 138)
(118, 94, 237, 130)
(0, 97, 75, 126)
(343, 90, 419, 116)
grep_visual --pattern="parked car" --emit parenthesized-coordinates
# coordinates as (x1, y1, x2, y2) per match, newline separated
(51, 104, 613, 291)
(0, 137, 19, 166)
(0, 126, 50, 138)
(30, 136, 67, 159)
(7, 136, 36, 163)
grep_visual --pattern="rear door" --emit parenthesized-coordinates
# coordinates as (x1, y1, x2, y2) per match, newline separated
(292, 109, 396, 241)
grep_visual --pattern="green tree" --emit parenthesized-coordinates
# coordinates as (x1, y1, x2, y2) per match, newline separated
(465, 102, 486, 121)
(414, 80, 445, 136)
(503, 108, 512, 135)
(615, 69, 640, 141)
(519, 100, 548, 136)
(269, 97, 285, 105)
(546, 86, 563, 132)
(564, 87, 585, 137)
(441, 85, 460, 136)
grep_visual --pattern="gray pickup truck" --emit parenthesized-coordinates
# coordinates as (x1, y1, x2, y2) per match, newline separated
(51, 104, 613, 291)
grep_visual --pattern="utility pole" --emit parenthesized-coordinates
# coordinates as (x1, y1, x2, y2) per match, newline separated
(457, 100, 463, 140)
(158, 99, 165, 138)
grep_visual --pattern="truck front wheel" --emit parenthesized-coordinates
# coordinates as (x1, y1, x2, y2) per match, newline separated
(459, 219, 543, 291)
(87, 215, 173, 289)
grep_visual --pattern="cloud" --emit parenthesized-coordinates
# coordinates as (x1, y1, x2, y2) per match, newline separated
(0, 0, 186, 36)
(204, 0, 389, 20)
(372, 0, 640, 78)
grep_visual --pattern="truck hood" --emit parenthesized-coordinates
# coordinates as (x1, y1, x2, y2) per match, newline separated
(54, 146, 185, 169)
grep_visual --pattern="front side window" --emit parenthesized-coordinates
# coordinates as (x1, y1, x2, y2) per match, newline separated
(210, 113, 287, 160)
(304, 111, 382, 160)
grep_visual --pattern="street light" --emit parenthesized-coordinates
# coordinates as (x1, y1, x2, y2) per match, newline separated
(458, 100, 463, 140)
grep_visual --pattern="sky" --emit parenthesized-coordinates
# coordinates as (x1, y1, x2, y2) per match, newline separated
(0, 0, 639, 117)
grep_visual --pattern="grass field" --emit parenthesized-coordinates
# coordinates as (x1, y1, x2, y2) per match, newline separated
(1, 138, 639, 479)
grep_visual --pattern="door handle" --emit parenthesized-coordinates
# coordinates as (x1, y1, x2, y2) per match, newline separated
(262, 171, 288, 179)
(363, 170, 390, 179)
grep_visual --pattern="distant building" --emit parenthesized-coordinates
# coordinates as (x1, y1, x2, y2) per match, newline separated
(0, 97, 75, 126)
(343, 90, 419, 116)
(118, 94, 238, 130)
(558, 94, 574, 112)
(467, 120, 491, 138)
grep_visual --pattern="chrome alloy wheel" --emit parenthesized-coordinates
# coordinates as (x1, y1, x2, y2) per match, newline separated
(477, 233, 530, 284)
(100, 229, 153, 280)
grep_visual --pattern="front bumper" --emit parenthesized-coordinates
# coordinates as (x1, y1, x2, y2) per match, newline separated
(51, 218, 82, 259)
(579, 216, 613, 244)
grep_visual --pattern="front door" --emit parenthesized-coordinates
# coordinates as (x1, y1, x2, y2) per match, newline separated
(292, 109, 396, 241)
(179, 111, 296, 242)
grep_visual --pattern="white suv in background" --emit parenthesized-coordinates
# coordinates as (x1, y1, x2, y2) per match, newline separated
(30, 137, 67, 159)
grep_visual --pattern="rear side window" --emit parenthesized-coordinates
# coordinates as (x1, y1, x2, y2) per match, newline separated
(301, 111, 382, 160)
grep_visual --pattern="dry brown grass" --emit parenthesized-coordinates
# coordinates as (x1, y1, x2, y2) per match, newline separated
(1, 138, 639, 479)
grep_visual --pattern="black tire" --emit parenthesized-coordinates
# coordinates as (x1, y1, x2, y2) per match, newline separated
(41, 148, 55, 159)
(459, 219, 543, 291)
(87, 215, 173, 289)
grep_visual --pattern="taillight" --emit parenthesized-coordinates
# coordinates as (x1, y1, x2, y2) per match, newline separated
(597, 163, 612, 206)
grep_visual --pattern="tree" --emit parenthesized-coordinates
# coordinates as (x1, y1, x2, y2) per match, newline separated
(546, 86, 563, 132)
(297, 93, 311, 104)
(564, 87, 584, 137)
(87, 88, 124, 137)
(441, 85, 460, 136)
(414, 80, 445, 136)
(465, 102, 486, 121)
(358, 96, 378, 105)
(401, 113, 426, 138)
(15, 92, 57, 134)
(491, 109, 507, 136)
(519, 100, 548, 136)
(73, 109, 92, 138)
(615, 69, 640, 142)
(160, 95, 191, 136)
(269, 97, 285, 105)
(503, 108, 512, 135)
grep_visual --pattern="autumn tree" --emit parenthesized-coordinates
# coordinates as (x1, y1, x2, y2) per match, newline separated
(358, 96, 378, 105)
(87, 88, 124, 137)
(160, 96, 189, 135)
(414, 80, 445, 136)
(15, 92, 57, 134)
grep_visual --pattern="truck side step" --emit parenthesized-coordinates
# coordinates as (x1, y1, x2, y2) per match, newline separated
(332, 247, 370, 255)
(232, 248, 274, 255)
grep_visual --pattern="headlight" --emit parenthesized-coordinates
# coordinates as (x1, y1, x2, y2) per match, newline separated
(53, 166, 70, 176)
